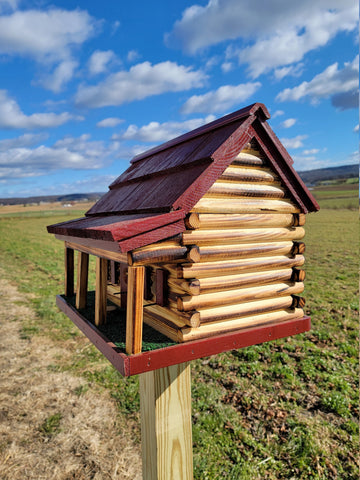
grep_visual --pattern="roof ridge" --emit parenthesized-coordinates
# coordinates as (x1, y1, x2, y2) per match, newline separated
(130, 103, 270, 165)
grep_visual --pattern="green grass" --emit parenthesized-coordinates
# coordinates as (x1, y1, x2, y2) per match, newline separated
(0, 186, 358, 478)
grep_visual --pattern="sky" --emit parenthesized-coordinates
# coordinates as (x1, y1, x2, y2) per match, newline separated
(0, 0, 358, 199)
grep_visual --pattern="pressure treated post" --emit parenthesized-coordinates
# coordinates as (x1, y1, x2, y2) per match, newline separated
(140, 362, 193, 480)
(76, 252, 89, 309)
(126, 266, 145, 354)
(95, 257, 108, 326)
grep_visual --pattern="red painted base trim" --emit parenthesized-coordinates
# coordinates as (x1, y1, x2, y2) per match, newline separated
(56, 295, 311, 377)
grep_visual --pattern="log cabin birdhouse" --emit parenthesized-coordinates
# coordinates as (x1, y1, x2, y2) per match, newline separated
(48, 103, 319, 376)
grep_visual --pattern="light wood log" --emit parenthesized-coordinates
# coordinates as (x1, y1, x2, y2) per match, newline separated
(65, 241, 128, 263)
(291, 268, 306, 282)
(188, 241, 296, 263)
(182, 227, 305, 246)
(107, 283, 123, 308)
(188, 268, 295, 295)
(180, 308, 304, 342)
(220, 166, 278, 183)
(185, 213, 299, 230)
(292, 242, 306, 254)
(143, 303, 195, 328)
(64, 246, 74, 297)
(192, 198, 301, 214)
(199, 296, 295, 323)
(178, 254, 305, 279)
(232, 151, 265, 166)
(143, 311, 180, 342)
(76, 251, 89, 309)
(292, 296, 306, 308)
(126, 266, 145, 354)
(207, 182, 285, 198)
(296, 214, 306, 226)
(128, 241, 188, 266)
(140, 363, 193, 479)
(95, 257, 107, 326)
(178, 282, 304, 311)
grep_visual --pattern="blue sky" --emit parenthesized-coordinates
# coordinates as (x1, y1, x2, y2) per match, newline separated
(0, 0, 358, 198)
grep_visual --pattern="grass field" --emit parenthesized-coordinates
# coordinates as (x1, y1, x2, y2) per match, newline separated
(0, 183, 358, 479)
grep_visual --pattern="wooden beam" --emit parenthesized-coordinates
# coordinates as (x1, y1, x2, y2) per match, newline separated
(139, 363, 193, 480)
(95, 257, 108, 326)
(76, 252, 89, 309)
(192, 197, 300, 214)
(126, 266, 145, 354)
(64, 246, 74, 297)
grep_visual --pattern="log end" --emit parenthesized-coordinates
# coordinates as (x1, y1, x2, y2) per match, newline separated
(188, 246, 201, 263)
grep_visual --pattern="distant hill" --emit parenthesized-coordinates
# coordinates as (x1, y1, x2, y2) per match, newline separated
(298, 164, 358, 186)
(0, 164, 358, 206)
(0, 192, 104, 206)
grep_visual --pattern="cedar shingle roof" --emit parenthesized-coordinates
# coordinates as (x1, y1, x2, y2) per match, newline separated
(47, 103, 319, 252)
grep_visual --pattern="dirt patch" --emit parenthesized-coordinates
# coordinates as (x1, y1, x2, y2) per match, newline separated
(0, 275, 142, 479)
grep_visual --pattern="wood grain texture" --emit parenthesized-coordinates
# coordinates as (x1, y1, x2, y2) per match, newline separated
(207, 182, 285, 198)
(178, 282, 304, 311)
(199, 295, 294, 323)
(187, 268, 295, 295)
(126, 266, 145, 354)
(64, 246, 74, 297)
(178, 254, 305, 279)
(186, 213, 298, 229)
(76, 252, 89, 309)
(139, 363, 193, 480)
(65, 240, 128, 263)
(188, 241, 296, 263)
(220, 166, 278, 183)
(192, 197, 300, 214)
(180, 308, 305, 342)
(129, 240, 188, 266)
(182, 227, 305, 246)
(95, 257, 108, 326)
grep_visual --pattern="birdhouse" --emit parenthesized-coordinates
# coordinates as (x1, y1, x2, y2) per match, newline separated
(47, 103, 319, 376)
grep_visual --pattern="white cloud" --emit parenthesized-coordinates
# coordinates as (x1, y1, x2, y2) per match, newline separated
(353, 124, 359, 133)
(0, 134, 118, 180)
(0, 8, 97, 91)
(281, 118, 297, 128)
(75, 61, 207, 108)
(276, 56, 359, 108)
(167, 1, 357, 77)
(274, 63, 304, 80)
(303, 148, 320, 155)
(181, 82, 261, 114)
(88, 50, 116, 75)
(127, 50, 140, 62)
(280, 135, 308, 149)
(97, 117, 124, 128)
(0, 133, 48, 151)
(115, 116, 216, 143)
(0, 8, 96, 62)
(0, 90, 81, 129)
(0, 0, 17, 13)
(40, 60, 78, 93)
(221, 62, 233, 73)
(272, 110, 284, 119)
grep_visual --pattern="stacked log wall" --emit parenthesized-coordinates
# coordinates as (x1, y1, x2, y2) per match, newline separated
(125, 142, 307, 342)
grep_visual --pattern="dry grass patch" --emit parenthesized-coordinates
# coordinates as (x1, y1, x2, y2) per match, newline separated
(0, 276, 142, 480)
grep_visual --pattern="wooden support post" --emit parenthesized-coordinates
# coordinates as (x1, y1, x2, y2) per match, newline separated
(95, 257, 108, 326)
(76, 252, 89, 309)
(140, 362, 193, 480)
(120, 263, 128, 309)
(64, 246, 74, 297)
(126, 266, 145, 354)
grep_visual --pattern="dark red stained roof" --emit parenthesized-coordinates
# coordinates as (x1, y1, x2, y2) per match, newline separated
(47, 102, 319, 252)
